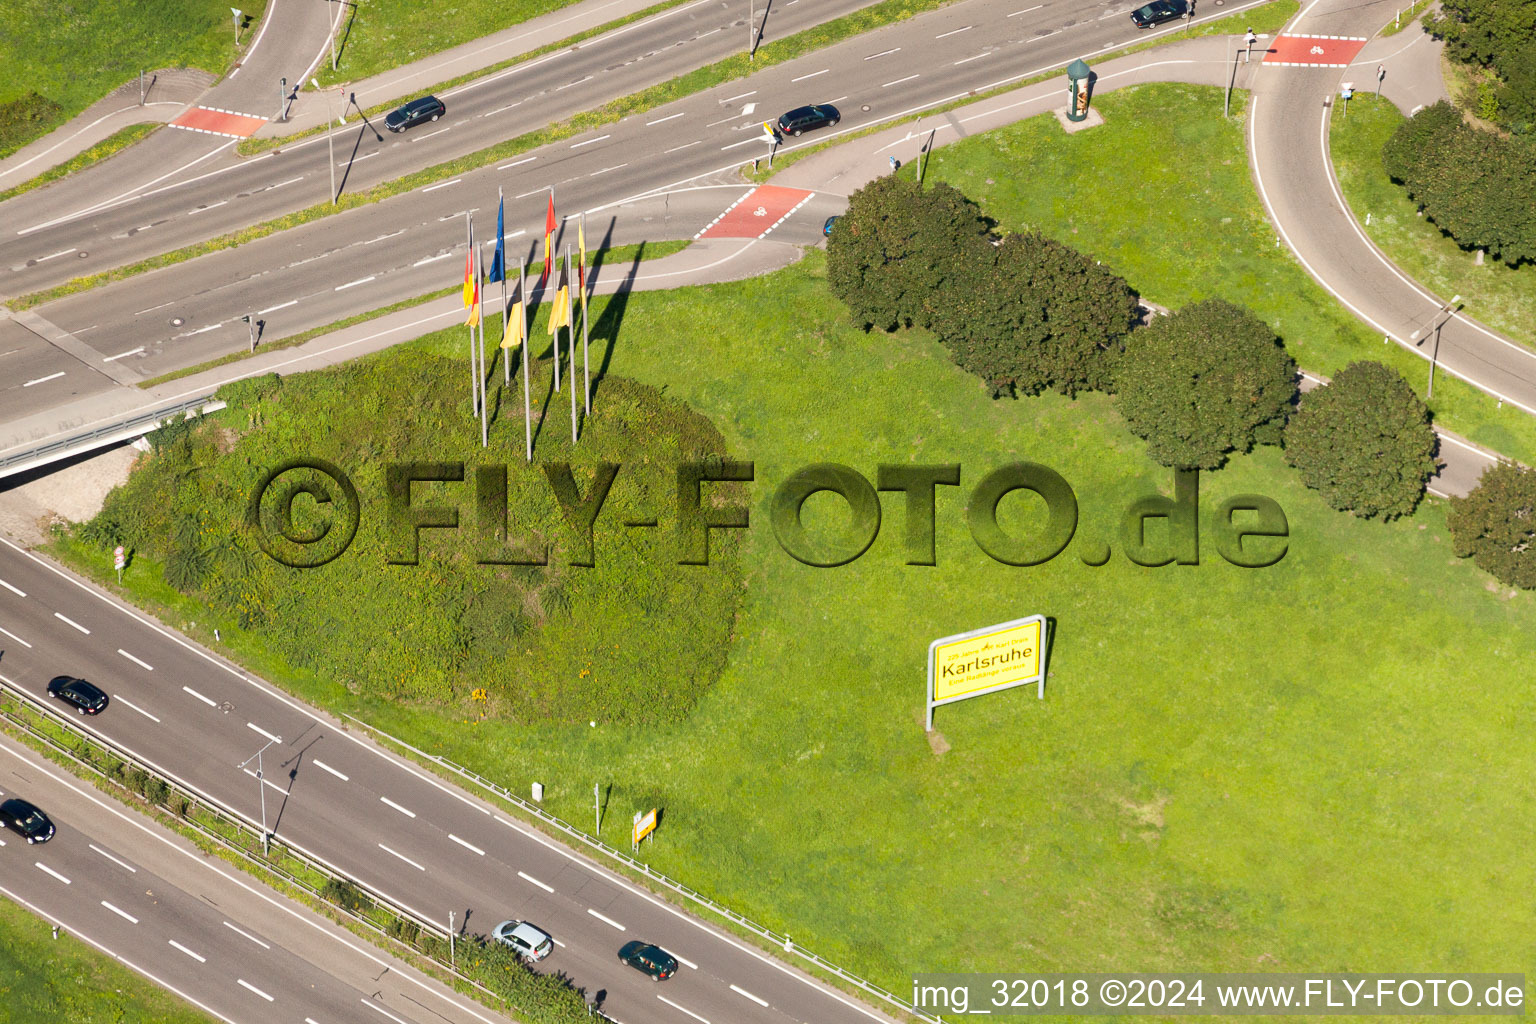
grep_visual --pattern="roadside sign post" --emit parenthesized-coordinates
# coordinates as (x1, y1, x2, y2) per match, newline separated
(594, 783, 601, 836)
(449, 910, 455, 967)
(926, 614, 1051, 731)
(1376, 64, 1386, 97)
(113, 545, 125, 585)
(1340, 83, 1353, 118)
(632, 808, 657, 851)
(139, 69, 146, 106)
(242, 313, 255, 352)
(231, 7, 243, 45)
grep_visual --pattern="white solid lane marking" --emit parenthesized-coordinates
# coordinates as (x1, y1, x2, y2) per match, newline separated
(483, 102, 523, 117)
(518, 870, 553, 892)
(103, 346, 145, 362)
(791, 69, 829, 83)
(587, 908, 625, 931)
(361, 998, 413, 1024)
(118, 649, 153, 671)
(246, 721, 281, 743)
(883, 75, 920, 87)
(412, 252, 455, 266)
(53, 612, 90, 634)
(936, 25, 972, 38)
(34, 248, 78, 263)
(0, 577, 25, 596)
(449, 833, 485, 856)
(222, 920, 271, 948)
(182, 686, 217, 707)
(185, 200, 228, 216)
(90, 844, 137, 872)
(101, 900, 139, 924)
(0, 627, 31, 648)
(169, 939, 206, 962)
(23, 372, 65, 387)
(658, 995, 710, 1024)
(379, 795, 416, 818)
(421, 178, 460, 193)
(378, 843, 426, 871)
(113, 695, 159, 722)
(570, 135, 611, 149)
(257, 300, 298, 314)
(335, 275, 377, 290)
(413, 127, 451, 142)
(730, 984, 768, 1007)
(646, 112, 684, 125)
(339, 152, 378, 166)
(312, 758, 349, 781)
(238, 979, 275, 1002)
(36, 863, 71, 884)
(497, 156, 536, 170)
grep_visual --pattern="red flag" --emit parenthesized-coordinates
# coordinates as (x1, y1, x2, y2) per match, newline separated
(541, 194, 556, 285)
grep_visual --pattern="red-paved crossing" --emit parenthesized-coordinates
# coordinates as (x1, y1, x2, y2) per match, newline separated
(169, 106, 269, 139)
(1263, 35, 1368, 68)
(697, 185, 815, 240)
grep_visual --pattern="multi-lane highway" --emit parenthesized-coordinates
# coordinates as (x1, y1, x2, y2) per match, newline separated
(0, 732, 514, 1024)
(0, 533, 902, 1024)
(2, 0, 1270, 422)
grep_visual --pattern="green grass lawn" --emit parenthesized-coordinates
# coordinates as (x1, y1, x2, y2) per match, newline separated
(0, 0, 264, 159)
(1329, 92, 1536, 352)
(916, 83, 1536, 465)
(0, 897, 213, 1022)
(54, 82, 1536, 1013)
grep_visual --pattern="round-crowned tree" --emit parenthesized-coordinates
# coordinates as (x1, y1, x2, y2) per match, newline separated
(930, 231, 1139, 398)
(1283, 361, 1438, 519)
(1114, 299, 1297, 470)
(1447, 461, 1536, 589)
(826, 174, 992, 332)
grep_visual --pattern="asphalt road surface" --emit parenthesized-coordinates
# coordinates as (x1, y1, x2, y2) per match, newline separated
(3, 0, 1269, 420)
(0, 532, 904, 1024)
(0, 733, 515, 1024)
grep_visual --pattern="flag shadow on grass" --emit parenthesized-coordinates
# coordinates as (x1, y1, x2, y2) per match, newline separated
(587, 218, 643, 406)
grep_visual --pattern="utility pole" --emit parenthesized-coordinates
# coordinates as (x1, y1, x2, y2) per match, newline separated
(315, 78, 335, 204)
(236, 735, 282, 856)
(242, 313, 255, 352)
(1413, 295, 1460, 400)
(139, 69, 146, 106)
(748, 0, 754, 59)
(278, 77, 287, 121)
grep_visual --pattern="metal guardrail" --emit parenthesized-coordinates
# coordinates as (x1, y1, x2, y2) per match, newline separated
(343, 714, 940, 1024)
(0, 683, 621, 1023)
(0, 394, 222, 478)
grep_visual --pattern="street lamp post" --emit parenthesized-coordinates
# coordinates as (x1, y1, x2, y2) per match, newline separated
(1412, 295, 1460, 400)
(315, 77, 336, 204)
(236, 735, 283, 856)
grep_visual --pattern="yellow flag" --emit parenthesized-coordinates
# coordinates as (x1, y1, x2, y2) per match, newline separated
(547, 264, 570, 335)
(462, 252, 475, 307)
(465, 299, 480, 328)
(501, 300, 525, 348)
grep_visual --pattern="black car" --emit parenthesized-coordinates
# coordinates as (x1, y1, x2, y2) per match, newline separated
(776, 104, 840, 138)
(47, 675, 109, 715)
(618, 941, 677, 981)
(1130, 0, 1189, 27)
(385, 96, 446, 133)
(1, 798, 55, 844)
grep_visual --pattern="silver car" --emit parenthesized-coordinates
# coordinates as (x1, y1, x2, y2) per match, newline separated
(492, 920, 553, 961)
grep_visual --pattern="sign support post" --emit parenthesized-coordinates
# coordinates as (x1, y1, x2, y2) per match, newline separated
(926, 614, 1051, 731)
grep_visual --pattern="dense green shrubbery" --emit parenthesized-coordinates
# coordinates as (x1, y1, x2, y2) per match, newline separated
(1380, 101, 1536, 265)
(1426, 0, 1536, 133)
(83, 352, 744, 724)
(1447, 460, 1536, 589)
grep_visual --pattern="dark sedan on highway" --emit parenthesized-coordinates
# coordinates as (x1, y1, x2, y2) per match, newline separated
(618, 941, 677, 981)
(776, 103, 841, 138)
(385, 95, 446, 133)
(1130, 0, 1189, 28)
(47, 675, 109, 715)
(1, 798, 55, 844)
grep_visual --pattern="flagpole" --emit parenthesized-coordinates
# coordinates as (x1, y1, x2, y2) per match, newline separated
(500, 188, 510, 384)
(581, 211, 591, 417)
(466, 212, 477, 419)
(568, 244, 577, 445)
(520, 257, 532, 463)
(479, 241, 489, 448)
(549, 193, 560, 391)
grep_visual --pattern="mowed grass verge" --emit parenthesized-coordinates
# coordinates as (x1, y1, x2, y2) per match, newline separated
(0, 0, 264, 159)
(1329, 92, 1536, 352)
(0, 896, 213, 1023)
(61, 250, 1536, 1011)
(917, 83, 1536, 465)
